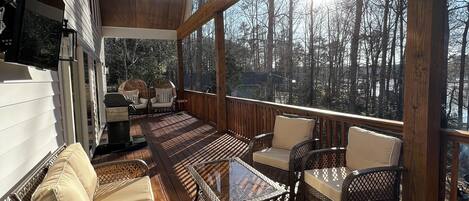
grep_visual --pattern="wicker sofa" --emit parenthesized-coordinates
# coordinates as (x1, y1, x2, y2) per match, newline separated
(8, 143, 154, 201)
(301, 127, 403, 201)
(248, 115, 318, 200)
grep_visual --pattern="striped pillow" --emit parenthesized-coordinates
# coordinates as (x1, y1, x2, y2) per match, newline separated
(155, 88, 173, 103)
(122, 90, 139, 104)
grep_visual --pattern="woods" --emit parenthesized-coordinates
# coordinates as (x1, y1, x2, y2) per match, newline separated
(177, 0, 469, 127)
(103, 0, 469, 128)
(183, 0, 411, 121)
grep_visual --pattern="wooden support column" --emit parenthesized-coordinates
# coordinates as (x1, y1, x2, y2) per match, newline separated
(176, 39, 185, 99)
(403, 0, 445, 200)
(215, 12, 227, 132)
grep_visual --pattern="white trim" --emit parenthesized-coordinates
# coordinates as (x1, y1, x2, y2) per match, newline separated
(102, 26, 177, 40)
(59, 60, 76, 145)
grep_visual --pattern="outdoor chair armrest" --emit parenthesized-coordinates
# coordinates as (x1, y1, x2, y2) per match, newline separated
(94, 159, 149, 185)
(247, 133, 274, 164)
(341, 166, 404, 201)
(302, 147, 346, 171)
(289, 138, 319, 171)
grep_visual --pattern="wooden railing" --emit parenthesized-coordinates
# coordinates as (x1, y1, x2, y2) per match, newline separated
(225, 96, 403, 146)
(184, 90, 469, 200)
(185, 90, 403, 144)
(185, 90, 217, 124)
(441, 129, 469, 200)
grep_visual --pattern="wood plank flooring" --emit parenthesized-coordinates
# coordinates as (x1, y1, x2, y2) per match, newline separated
(92, 112, 248, 201)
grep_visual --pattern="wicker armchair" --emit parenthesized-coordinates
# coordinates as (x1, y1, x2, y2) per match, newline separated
(301, 127, 403, 201)
(248, 114, 318, 200)
(118, 79, 150, 115)
(150, 80, 177, 113)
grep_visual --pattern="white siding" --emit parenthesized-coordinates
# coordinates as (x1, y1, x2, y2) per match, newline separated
(0, 0, 106, 198)
(0, 63, 64, 197)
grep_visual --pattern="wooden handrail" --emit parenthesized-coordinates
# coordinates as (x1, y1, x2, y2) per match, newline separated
(226, 95, 403, 133)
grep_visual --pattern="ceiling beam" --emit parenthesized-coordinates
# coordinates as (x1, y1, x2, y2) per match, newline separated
(102, 26, 177, 40)
(176, 0, 239, 39)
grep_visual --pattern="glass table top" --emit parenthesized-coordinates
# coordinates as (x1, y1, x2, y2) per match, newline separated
(188, 158, 286, 201)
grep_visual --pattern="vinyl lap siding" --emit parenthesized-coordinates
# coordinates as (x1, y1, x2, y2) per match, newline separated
(0, 0, 104, 197)
(0, 64, 64, 197)
(64, 0, 103, 55)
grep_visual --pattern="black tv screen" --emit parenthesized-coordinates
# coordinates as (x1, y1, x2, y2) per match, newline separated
(5, 0, 65, 71)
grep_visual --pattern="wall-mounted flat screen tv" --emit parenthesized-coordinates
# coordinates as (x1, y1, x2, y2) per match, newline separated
(3, 0, 65, 71)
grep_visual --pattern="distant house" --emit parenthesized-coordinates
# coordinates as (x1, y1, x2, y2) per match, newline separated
(231, 72, 283, 100)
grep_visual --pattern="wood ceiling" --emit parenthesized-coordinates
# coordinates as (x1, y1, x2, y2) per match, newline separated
(100, 0, 189, 30)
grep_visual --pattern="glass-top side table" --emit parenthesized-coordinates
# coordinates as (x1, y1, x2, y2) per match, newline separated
(188, 157, 287, 201)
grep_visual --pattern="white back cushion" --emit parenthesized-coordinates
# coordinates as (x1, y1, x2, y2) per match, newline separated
(272, 115, 315, 150)
(122, 90, 139, 104)
(155, 88, 173, 103)
(346, 127, 402, 170)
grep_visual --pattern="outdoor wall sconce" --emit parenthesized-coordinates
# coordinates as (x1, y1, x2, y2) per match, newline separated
(60, 19, 77, 61)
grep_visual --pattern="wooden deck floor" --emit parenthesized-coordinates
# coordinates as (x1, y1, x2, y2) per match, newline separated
(92, 112, 249, 201)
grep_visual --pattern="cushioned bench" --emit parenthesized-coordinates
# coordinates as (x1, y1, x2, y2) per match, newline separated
(8, 144, 154, 201)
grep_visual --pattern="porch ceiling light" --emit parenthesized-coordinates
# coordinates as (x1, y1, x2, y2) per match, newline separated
(60, 19, 77, 61)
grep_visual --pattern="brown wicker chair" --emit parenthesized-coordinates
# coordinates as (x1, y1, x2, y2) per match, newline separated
(247, 114, 319, 200)
(300, 127, 403, 201)
(118, 79, 150, 115)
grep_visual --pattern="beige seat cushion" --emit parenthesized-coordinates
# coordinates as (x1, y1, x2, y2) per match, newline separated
(54, 143, 98, 200)
(152, 102, 173, 108)
(346, 127, 402, 170)
(32, 159, 90, 201)
(304, 167, 353, 201)
(272, 115, 315, 150)
(253, 148, 290, 171)
(94, 177, 154, 201)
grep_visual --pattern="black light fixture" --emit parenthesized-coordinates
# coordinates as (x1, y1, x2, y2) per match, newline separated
(60, 19, 77, 61)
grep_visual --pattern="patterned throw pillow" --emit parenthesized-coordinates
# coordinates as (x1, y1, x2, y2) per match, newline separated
(122, 90, 139, 104)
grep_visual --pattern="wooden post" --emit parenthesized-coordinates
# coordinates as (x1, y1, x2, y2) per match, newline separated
(402, 0, 445, 200)
(176, 40, 185, 100)
(215, 12, 227, 132)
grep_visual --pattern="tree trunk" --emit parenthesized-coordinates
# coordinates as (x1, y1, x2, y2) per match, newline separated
(123, 39, 128, 80)
(378, 0, 390, 118)
(458, 7, 469, 127)
(387, 6, 398, 117)
(349, 0, 364, 113)
(309, 0, 315, 106)
(443, 1, 449, 126)
(397, 0, 405, 120)
(195, 0, 204, 90)
(266, 0, 274, 102)
(287, 0, 294, 104)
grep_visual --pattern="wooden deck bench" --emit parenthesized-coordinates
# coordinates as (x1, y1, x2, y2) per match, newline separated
(7, 144, 154, 201)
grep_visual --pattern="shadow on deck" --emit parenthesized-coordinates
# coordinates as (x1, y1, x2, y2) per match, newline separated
(92, 112, 249, 201)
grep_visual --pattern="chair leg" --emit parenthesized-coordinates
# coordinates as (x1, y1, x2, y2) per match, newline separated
(288, 172, 295, 201)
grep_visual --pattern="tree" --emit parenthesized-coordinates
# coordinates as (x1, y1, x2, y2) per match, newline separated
(378, 0, 390, 117)
(349, 0, 364, 113)
(266, 0, 275, 101)
(459, 3, 469, 127)
(287, 0, 294, 104)
(309, 0, 315, 106)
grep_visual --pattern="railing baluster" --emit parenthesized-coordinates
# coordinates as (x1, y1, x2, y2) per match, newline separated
(450, 141, 460, 201)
